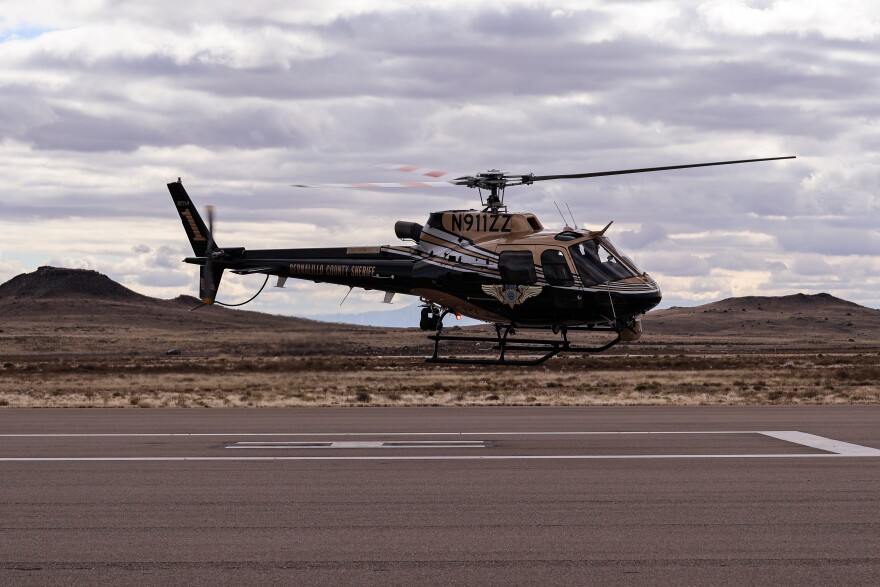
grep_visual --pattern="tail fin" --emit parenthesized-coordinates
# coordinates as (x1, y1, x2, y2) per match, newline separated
(168, 179, 224, 305)
(168, 179, 216, 256)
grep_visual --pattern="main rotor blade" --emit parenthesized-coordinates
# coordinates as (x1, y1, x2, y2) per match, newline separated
(377, 164, 461, 179)
(528, 156, 796, 182)
(291, 181, 456, 188)
(292, 163, 473, 189)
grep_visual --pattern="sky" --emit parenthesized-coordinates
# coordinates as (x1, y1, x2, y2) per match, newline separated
(2, 0, 880, 323)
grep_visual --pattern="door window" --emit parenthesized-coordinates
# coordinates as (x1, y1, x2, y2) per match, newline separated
(498, 250, 537, 284)
(540, 249, 574, 286)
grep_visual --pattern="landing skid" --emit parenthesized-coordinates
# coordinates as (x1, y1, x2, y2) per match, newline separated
(426, 322, 622, 366)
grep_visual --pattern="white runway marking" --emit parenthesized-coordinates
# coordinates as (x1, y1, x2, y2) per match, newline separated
(0, 454, 871, 461)
(226, 441, 488, 449)
(0, 431, 836, 437)
(762, 431, 880, 456)
(1, 431, 878, 461)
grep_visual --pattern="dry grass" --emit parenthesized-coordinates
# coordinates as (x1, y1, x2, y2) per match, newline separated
(3, 353, 880, 408)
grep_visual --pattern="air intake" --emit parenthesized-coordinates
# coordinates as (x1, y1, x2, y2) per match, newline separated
(394, 221, 423, 242)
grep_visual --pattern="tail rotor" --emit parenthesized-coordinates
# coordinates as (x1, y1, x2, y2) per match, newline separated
(200, 205, 224, 305)
(169, 180, 252, 309)
(206, 205, 216, 252)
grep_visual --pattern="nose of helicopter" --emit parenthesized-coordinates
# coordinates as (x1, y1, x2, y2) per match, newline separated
(617, 277, 662, 316)
(637, 289, 663, 313)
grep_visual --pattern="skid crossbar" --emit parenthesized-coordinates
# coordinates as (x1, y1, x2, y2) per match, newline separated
(426, 325, 621, 366)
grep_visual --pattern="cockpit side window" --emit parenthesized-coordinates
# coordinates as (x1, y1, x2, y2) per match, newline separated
(569, 239, 636, 285)
(540, 249, 574, 287)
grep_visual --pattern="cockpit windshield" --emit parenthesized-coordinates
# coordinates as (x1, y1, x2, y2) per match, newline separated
(602, 237, 645, 275)
(569, 238, 639, 286)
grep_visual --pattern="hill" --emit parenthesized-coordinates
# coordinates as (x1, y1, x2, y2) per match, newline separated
(2, 267, 880, 358)
(0, 266, 313, 325)
(644, 292, 880, 344)
(0, 266, 149, 301)
(0, 267, 426, 358)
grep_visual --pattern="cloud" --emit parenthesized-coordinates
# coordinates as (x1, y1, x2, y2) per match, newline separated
(698, 0, 880, 41)
(616, 223, 669, 248)
(0, 255, 24, 287)
(1, 0, 880, 319)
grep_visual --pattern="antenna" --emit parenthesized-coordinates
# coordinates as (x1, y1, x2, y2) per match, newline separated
(565, 203, 578, 229)
(553, 201, 569, 226)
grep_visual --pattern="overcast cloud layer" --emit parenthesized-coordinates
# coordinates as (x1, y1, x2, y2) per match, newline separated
(2, 0, 880, 319)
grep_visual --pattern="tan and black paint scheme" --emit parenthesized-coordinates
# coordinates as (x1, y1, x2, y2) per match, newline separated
(170, 181, 662, 332)
(169, 157, 797, 363)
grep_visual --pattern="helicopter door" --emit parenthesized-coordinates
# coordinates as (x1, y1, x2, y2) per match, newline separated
(496, 249, 537, 285)
(540, 247, 574, 287)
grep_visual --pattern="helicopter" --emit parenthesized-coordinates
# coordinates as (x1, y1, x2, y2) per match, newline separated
(169, 155, 795, 365)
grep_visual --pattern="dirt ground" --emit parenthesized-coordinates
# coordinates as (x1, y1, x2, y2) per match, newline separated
(2, 289, 880, 408)
(3, 336, 880, 408)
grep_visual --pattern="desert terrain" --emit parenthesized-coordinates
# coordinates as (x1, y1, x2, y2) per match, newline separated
(2, 266, 880, 408)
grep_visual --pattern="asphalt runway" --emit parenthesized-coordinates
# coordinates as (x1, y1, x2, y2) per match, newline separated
(1, 407, 879, 586)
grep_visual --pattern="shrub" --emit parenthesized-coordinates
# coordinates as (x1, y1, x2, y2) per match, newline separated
(356, 391, 371, 403)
